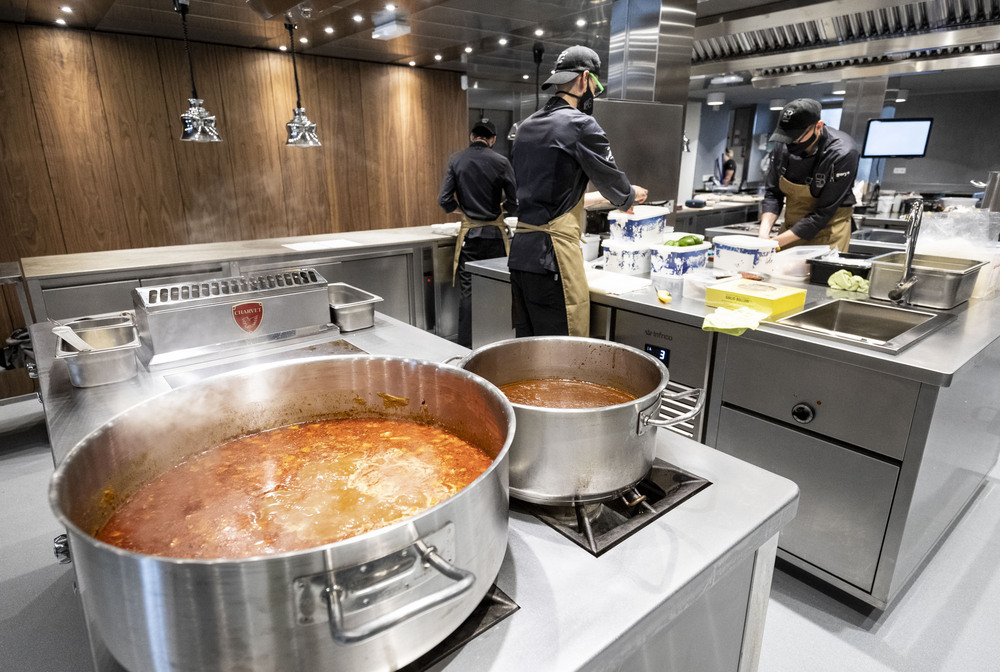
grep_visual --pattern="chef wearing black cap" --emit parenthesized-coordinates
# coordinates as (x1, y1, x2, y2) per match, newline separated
(758, 98, 860, 252)
(508, 45, 647, 337)
(439, 117, 518, 347)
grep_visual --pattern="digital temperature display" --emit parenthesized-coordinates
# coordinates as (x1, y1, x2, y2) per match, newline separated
(644, 344, 670, 366)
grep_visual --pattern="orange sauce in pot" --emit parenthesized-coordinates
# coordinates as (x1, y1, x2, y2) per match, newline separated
(499, 378, 636, 409)
(95, 418, 492, 559)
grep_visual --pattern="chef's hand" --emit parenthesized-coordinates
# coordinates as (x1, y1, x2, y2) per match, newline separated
(633, 186, 649, 205)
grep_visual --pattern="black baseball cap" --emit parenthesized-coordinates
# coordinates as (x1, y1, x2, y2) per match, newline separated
(471, 118, 497, 138)
(542, 46, 601, 90)
(769, 98, 822, 144)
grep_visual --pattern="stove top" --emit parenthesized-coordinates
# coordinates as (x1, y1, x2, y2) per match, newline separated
(513, 459, 711, 556)
(401, 585, 518, 671)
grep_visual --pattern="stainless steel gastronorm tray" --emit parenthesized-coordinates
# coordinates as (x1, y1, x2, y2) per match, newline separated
(868, 253, 986, 309)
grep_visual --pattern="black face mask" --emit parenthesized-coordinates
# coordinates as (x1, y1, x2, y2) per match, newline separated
(787, 129, 818, 156)
(561, 88, 595, 116)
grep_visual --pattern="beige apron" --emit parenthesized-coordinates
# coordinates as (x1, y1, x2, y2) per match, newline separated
(452, 214, 511, 284)
(514, 198, 589, 337)
(778, 175, 853, 252)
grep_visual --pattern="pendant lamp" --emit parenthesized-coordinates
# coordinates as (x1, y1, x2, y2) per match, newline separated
(174, 0, 221, 142)
(284, 22, 321, 147)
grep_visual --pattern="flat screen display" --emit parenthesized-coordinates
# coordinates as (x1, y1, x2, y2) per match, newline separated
(862, 118, 933, 158)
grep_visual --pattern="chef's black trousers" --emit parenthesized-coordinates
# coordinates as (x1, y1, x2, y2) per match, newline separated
(458, 237, 508, 347)
(509, 269, 569, 337)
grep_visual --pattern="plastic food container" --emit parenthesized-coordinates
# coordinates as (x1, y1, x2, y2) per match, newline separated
(771, 245, 833, 279)
(55, 313, 141, 388)
(581, 233, 601, 261)
(607, 205, 672, 243)
(683, 268, 734, 301)
(601, 240, 651, 275)
(712, 235, 780, 276)
(806, 253, 874, 285)
(328, 283, 383, 331)
(650, 233, 711, 277)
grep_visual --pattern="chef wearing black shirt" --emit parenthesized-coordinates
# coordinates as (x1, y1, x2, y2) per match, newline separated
(508, 45, 647, 337)
(759, 98, 860, 252)
(438, 118, 517, 347)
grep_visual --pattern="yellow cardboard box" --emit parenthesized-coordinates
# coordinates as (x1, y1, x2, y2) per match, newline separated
(704, 277, 806, 316)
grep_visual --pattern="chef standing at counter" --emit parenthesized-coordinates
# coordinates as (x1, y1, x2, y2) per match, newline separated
(758, 98, 860, 251)
(508, 45, 647, 337)
(439, 118, 518, 348)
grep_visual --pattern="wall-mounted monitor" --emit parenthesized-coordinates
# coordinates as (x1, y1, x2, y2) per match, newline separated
(862, 118, 933, 158)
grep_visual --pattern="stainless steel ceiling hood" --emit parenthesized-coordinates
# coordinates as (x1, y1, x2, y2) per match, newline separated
(244, 0, 339, 22)
(691, 0, 1000, 87)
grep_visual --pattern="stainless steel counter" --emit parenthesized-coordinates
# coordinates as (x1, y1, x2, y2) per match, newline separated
(467, 256, 1000, 386)
(24, 313, 798, 672)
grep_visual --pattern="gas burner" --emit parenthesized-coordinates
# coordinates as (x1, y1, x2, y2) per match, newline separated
(400, 585, 518, 671)
(514, 459, 711, 556)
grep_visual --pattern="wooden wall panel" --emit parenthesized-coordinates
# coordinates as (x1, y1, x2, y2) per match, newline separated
(360, 63, 407, 230)
(91, 32, 188, 249)
(156, 37, 242, 245)
(269, 50, 332, 238)
(0, 23, 65, 263)
(316, 57, 369, 233)
(214, 44, 288, 241)
(19, 26, 131, 254)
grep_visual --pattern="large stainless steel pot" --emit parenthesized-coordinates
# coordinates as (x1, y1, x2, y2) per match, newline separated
(49, 356, 514, 672)
(458, 337, 704, 504)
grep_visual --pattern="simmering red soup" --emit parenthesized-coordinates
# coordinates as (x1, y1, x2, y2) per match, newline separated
(499, 378, 636, 409)
(96, 418, 492, 559)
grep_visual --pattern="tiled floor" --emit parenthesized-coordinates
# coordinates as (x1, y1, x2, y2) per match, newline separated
(2, 395, 998, 671)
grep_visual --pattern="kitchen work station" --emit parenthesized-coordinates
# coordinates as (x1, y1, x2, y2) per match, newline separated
(3, 1, 1000, 671)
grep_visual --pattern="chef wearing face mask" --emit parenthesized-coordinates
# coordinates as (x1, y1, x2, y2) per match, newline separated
(758, 98, 860, 252)
(508, 45, 647, 337)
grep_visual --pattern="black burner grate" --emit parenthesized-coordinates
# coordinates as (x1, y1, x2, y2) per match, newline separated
(514, 459, 712, 556)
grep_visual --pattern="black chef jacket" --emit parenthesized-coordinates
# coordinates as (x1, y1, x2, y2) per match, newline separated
(508, 97, 635, 273)
(761, 125, 860, 241)
(438, 141, 517, 239)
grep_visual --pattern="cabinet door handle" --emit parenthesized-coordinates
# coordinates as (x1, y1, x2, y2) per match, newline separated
(791, 403, 815, 424)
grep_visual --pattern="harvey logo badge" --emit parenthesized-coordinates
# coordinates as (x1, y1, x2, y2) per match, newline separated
(233, 302, 263, 333)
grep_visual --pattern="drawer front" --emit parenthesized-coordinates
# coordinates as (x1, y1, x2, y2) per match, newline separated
(717, 406, 899, 592)
(721, 337, 918, 460)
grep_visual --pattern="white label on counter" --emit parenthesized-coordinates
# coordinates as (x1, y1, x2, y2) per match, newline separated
(893, 167, 907, 174)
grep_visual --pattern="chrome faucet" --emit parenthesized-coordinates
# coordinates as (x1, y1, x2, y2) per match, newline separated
(887, 199, 924, 305)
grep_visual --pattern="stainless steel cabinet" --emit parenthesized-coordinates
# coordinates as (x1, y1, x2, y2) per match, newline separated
(716, 407, 898, 591)
(719, 337, 918, 460)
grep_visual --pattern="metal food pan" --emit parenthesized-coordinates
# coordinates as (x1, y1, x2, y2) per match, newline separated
(55, 313, 141, 387)
(327, 283, 383, 331)
(868, 252, 986, 309)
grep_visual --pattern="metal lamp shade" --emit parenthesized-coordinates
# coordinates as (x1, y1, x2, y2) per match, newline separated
(180, 98, 222, 142)
(286, 107, 321, 147)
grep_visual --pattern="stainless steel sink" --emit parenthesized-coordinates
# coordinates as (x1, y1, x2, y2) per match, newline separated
(768, 299, 954, 353)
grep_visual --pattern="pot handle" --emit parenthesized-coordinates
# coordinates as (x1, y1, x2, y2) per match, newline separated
(325, 540, 475, 644)
(640, 387, 705, 430)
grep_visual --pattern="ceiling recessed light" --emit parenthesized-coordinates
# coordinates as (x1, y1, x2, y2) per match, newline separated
(464, 46, 472, 53)
(60, 6, 72, 12)
(55, 17, 66, 24)
(498, 38, 508, 46)
(299, 37, 308, 44)
(385, 3, 395, 10)
(534, 28, 544, 37)
(279, 45, 287, 51)
(434, 54, 442, 61)
(522, 74, 529, 80)
(408, 60, 416, 66)
(353, 14, 363, 22)
(832, 88, 846, 95)
(576, 18, 586, 27)
(324, 26, 334, 34)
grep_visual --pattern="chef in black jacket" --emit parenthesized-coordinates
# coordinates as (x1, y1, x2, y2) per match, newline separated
(758, 98, 859, 252)
(508, 45, 647, 337)
(438, 118, 518, 347)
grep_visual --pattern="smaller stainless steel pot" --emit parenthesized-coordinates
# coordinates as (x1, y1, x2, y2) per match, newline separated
(458, 337, 704, 504)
